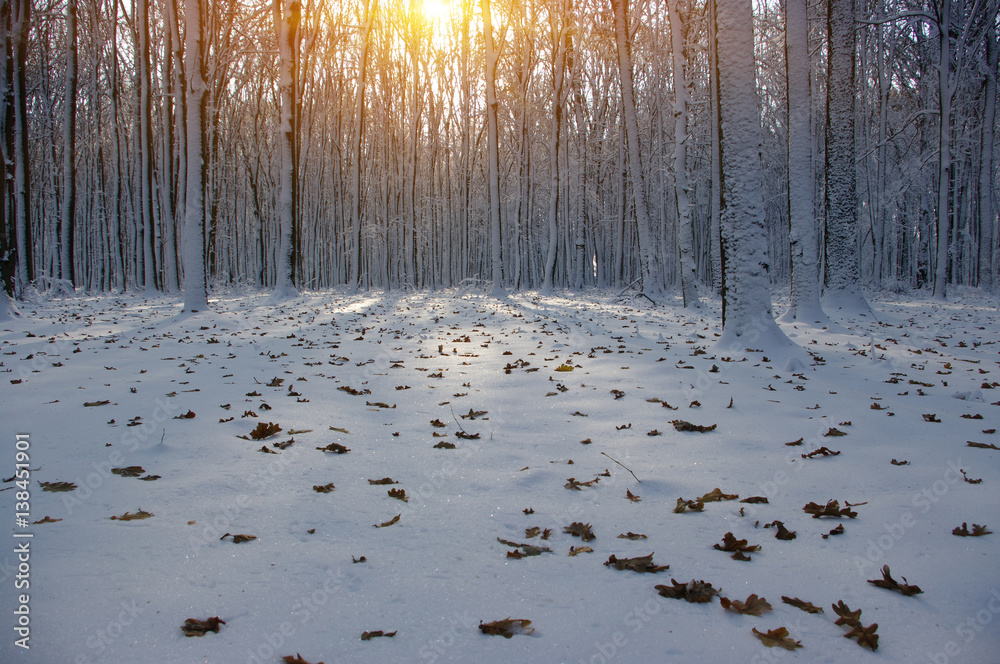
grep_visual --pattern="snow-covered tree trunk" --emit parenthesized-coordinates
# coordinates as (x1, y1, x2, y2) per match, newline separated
(0, 0, 12, 298)
(612, 0, 660, 298)
(182, 0, 208, 312)
(482, 0, 504, 296)
(11, 0, 31, 290)
(980, 14, 997, 292)
(707, 0, 722, 296)
(780, 0, 825, 323)
(272, 0, 299, 300)
(163, 0, 186, 293)
(714, 0, 799, 363)
(541, 0, 571, 294)
(138, 0, 157, 291)
(349, 0, 375, 291)
(932, 0, 952, 300)
(823, 0, 868, 312)
(668, 0, 699, 308)
(60, 0, 77, 288)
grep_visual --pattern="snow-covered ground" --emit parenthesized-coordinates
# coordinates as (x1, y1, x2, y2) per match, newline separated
(2, 288, 998, 664)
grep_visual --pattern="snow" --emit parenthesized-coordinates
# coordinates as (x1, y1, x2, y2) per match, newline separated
(2, 289, 999, 664)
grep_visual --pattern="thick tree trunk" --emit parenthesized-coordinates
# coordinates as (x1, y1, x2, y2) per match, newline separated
(11, 0, 31, 289)
(980, 15, 997, 292)
(932, 0, 952, 300)
(349, 0, 375, 290)
(273, 0, 299, 299)
(482, 0, 504, 296)
(60, 0, 78, 287)
(182, 0, 208, 312)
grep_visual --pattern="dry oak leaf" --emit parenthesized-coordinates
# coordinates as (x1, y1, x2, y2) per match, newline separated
(626, 489, 641, 502)
(674, 497, 705, 513)
(617, 532, 647, 540)
(671, 420, 717, 433)
(801, 446, 841, 459)
(316, 442, 350, 454)
(701, 488, 738, 502)
(763, 520, 797, 540)
(39, 481, 77, 492)
(823, 427, 848, 437)
(181, 617, 225, 637)
(655, 579, 719, 603)
(240, 422, 282, 440)
(33, 516, 62, 524)
(720, 594, 773, 616)
(713, 532, 761, 559)
(569, 546, 593, 556)
(781, 596, 823, 614)
(603, 553, 669, 573)
(374, 514, 401, 528)
(833, 601, 879, 650)
(110, 509, 153, 521)
(84, 400, 111, 407)
(220, 533, 257, 543)
(740, 496, 769, 504)
(867, 564, 922, 596)
(361, 630, 396, 641)
(967, 441, 1000, 450)
(111, 466, 145, 477)
(388, 488, 408, 502)
(822, 524, 846, 539)
(497, 538, 551, 556)
(313, 483, 336, 493)
(478, 618, 534, 638)
(952, 522, 991, 536)
(173, 410, 196, 419)
(368, 477, 398, 485)
(565, 477, 600, 490)
(565, 522, 596, 541)
(283, 655, 324, 664)
(752, 627, 802, 650)
(802, 499, 857, 519)
(525, 527, 541, 538)
(434, 441, 457, 449)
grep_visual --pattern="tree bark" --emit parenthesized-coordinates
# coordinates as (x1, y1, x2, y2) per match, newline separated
(182, 0, 208, 312)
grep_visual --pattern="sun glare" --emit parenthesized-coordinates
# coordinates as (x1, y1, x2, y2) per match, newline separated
(418, 0, 451, 23)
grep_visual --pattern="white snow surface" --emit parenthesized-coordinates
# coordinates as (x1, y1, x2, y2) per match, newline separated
(2, 288, 999, 664)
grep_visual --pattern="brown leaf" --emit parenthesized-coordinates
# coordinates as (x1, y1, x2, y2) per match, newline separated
(952, 522, 992, 536)
(497, 538, 551, 556)
(565, 477, 600, 490)
(316, 442, 350, 454)
(39, 481, 77, 492)
(823, 427, 848, 437)
(313, 483, 336, 493)
(822, 524, 846, 538)
(568, 546, 593, 556)
(478, 618, 533, 638)
(784, 437, 804, 446)
(221, 533, 257, 543)
(434, 441, 457, 449)
(802, 500, 857, 519)
(388, 488, 408, 502)
(455, 431, 480, 440)
(720, 594, 772, 616)
(763, 520, 797, 540)
(84, 400, 111, 407)
(374, 514, 401, 528)
(867, 565, 922, 596)
(801, 446, 841, 459)
(33, 516, 62, 524)
(564, 522, 596, 541)
(967, 441, 1000, 450)
(110, 509, 153, 521)
(922, 413, 942, 423)
(832, 600, 862, 626)
(752, 627, 802, 650)
(781, 596, 823, 614)
(173, 410, 196, 419)
(241, 422, 282, 440)
(360, 630, 396, 641)
(701, 488, 738, 502)
(111, 466, 145, 477)
(740, 496, 769, 504)
(525, 526, 541, 538)
(844, 623, 880, 651)
(273, 438, 296, 450)
(713, 532, 761, 558)
(259, 445, 279, 454)
(617, 532, 647, 540)
(181, 617, 225, 637)
(655, 579, 719, 603)
(626, 489, 641, 502)
(673, 497, 705, 513)
(282, 655, 324, 664)
(368, 477, 398, 485)
(603, 553, 669, 573)
(671, 420, 717, 433)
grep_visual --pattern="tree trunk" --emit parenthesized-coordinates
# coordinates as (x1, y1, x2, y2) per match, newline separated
(611, 0, 660, 297)
(59, 0, 78, 288)
(138, 0, 157, 291)
(273, 0, 299, 299)
(182, 0, 208, 312)
(11, 0, 31, 289)
(932, 0, 952, 300)
(349, 0, 375, 290)
(980, 12, 997, 292)
(482, 0, 504, 296)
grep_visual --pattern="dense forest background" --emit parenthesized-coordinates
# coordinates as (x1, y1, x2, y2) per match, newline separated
(0, 0, 996, 303)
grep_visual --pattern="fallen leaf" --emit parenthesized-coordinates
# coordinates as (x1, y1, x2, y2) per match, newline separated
(967, 441, 1000, 450)
(671, 420, 717, 433)
(316, 442, 350, 454)
(833, 601, 878, 650)
(434, 441, 457, 449)
(922, 413, 942, 423)
(867, 564, 922, 596)
(674, 497, 705, 513)
(240, 422, 282, 440)
(111, 466, 145, 477)
(182, 617, 225, 637)
(110, 509, 154, 521)
(823, 427, 847, 437)
(952, 522, 991, 536)
(388, 488, 408, 502)
(368, 477, 398, 485)
(569, 546, 593, 556)
(497, 538, 552, 556)
(220, 533, 257, 543)
(803, 499, 857, 519)
(33, 516, 62, 524)
(752, 627, 802, 650)
(801, 446, 841, 459)
(763, 520, 797, 540)
(781, 596, 823, 614)
(740, 496, 769, 504)
(655, 578, 719, 603)
(720, 594, 772, 616)
(173, 410, 196, 419)
(374, 514, 401, 528)
(84, 400, 111, 407)
(565, 477, 600, 490)
(603, 553, 669, 573)
(564, 522, 596, 541)
(39, 481, 77, 492)
(313, 483, 336, 493)
(361, 630, 396, 640)
(282, 655, 324, 664)
(701, 488, 738, 502)
(822, 524, 845, 539)
(713, 532, 760, 559)
(626, 489, 641, 502)
(617, 532, 647, 540)
(478, 618, 533, 638)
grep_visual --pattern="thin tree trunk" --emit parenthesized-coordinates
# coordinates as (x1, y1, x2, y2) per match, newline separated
(482, 0, 504, 296)
(60, 0, 78, 288)
(980, 11, 997, 292)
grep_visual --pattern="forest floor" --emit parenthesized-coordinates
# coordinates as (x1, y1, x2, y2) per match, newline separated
(1, 287, 999, 664)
